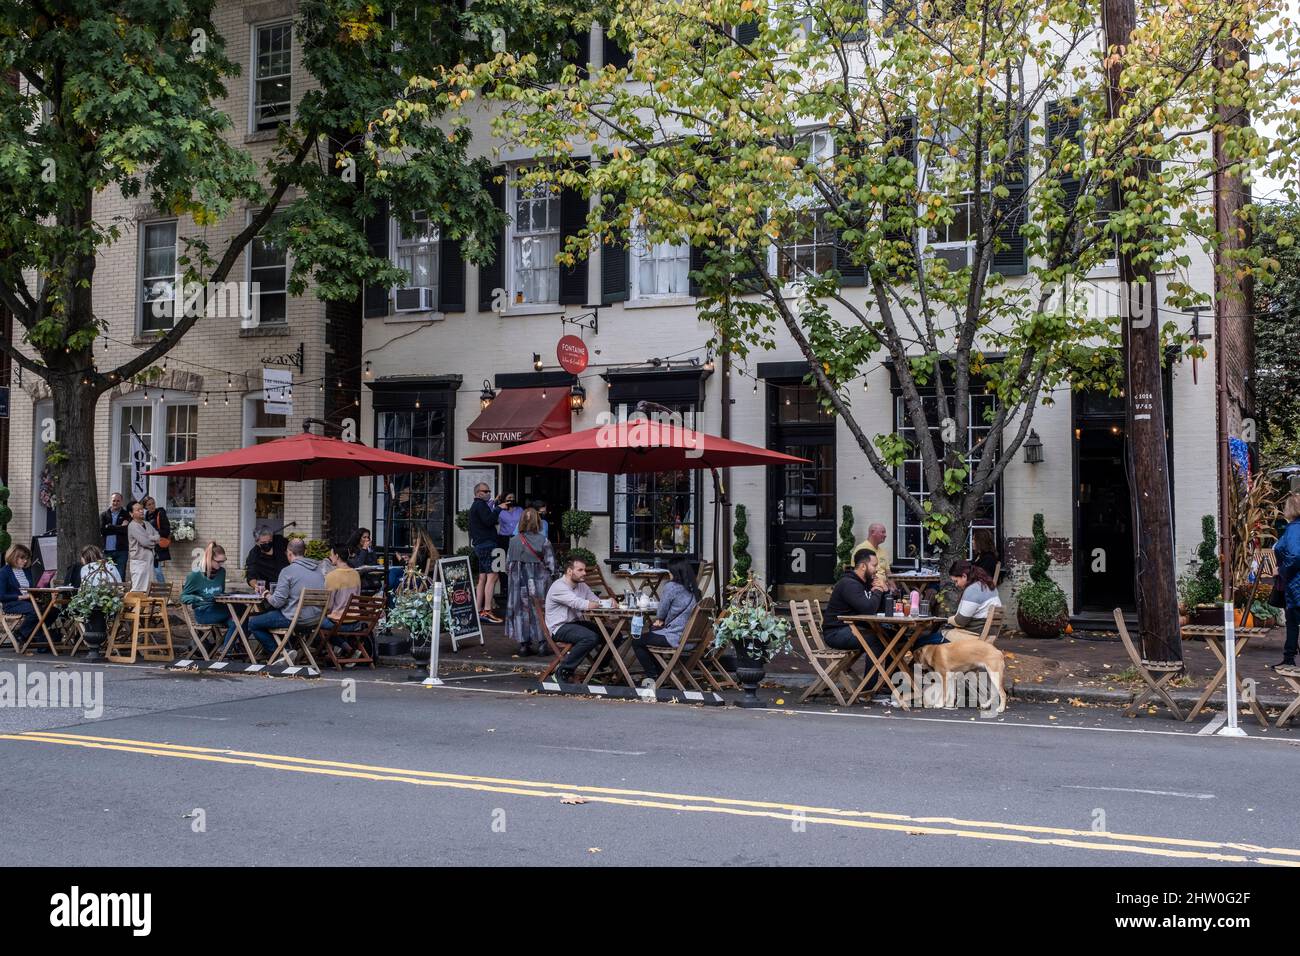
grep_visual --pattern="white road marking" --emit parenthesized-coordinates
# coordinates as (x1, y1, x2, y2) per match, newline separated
(538, 745, 648, 756)
(1197, 713, 1228, 735)
(1064, 785, 1215, 799)
(173, 715, 230, 721)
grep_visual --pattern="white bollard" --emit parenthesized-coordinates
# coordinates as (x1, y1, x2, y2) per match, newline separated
(422, 582, 445, 687)
(1217, 600, 1246, 737)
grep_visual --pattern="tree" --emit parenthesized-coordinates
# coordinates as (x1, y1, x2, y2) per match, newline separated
(1253, 202, 1300, 473)
(413, 0, 1300, 591)
(0, 0, 575, 569)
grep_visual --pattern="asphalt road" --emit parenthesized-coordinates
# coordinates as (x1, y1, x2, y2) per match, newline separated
(2, 660, 1298, 867)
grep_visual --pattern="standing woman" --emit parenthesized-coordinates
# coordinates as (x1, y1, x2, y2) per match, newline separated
(142, 495, 172, 585)
(504, 507, 555, 656)
(126, 499, 160, 592)
(1273, 493, 1300, 670)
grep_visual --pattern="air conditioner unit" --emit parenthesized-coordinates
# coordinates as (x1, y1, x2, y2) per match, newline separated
(925, 244, 973, 271)
(394, 287, 435, 313)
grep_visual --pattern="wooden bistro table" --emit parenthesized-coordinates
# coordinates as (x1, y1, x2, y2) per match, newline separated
(840, 613, 947, 708)
(613, 569, 670, 599)
(1182, 623, 1273, 727)
(214, 592, 266, 662)
(585, 603, 659, 689)
(19, 586, 78, 655)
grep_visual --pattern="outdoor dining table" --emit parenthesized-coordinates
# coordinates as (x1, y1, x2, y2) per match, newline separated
(584, 603, 660, 689)
(613, 568, 669, 598)
(214, 592, 266, 662)
(1181, 623, 1273, 727)
(841, 613, 947, 709)
(19, 586, 78, 655)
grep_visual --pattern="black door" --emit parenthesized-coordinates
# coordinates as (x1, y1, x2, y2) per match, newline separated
(508, 463, 573, 551)
(767, 384, 837, 587)
(1073, 390, 1136, 611)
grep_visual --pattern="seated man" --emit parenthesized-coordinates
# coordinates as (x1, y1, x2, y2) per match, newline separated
(821, 548, 890, 676)
(245, 538, 327, 664)
(320, 542, 364, 660)
(852, 523, 892, 576)
(244, 527, 289, 587)
(543, 556, 604, 683)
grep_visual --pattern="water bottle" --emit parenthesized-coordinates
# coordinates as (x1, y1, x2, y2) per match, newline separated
(630, 613, 644, 637)
(910, 590, 920, 617)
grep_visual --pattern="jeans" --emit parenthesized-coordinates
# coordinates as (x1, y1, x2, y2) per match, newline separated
(192, 604, 229, 626)
(823, 624, 885, 687)
(106, 549, 128, 582)
(246, 609, 293, 654)
(1286, 605, 1298, 662)
(553, 621, 602, 676)
(320, 617, 364, 650)
(631, 632, 674, 680)
(153, 564, 166, 585)
(6, 602, 39, 642)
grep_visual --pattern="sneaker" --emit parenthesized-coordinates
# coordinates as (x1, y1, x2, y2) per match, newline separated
(519, 644, 536, 657)
(350, 647, 366, 661)
(640, 677, 657, 690)
(556, 668, 576, 683)
(281, 649, 298, 667)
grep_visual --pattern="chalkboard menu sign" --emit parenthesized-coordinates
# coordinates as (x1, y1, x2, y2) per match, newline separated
(436, 555, 484, 651)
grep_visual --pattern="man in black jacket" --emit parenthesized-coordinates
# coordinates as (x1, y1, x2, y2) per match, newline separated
(822, 549, 889, 667)
(468, 482, 504, 623)
(244, 527, 289, 587)
(100, 492, 130, 581)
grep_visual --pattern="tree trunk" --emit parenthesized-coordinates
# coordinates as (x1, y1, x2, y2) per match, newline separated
(1103, 0, 1183, 662)
(51, 375, 103, 575)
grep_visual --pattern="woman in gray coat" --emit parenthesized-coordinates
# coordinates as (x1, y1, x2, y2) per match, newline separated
(630, 559, 700, 685)
(505, 508, 555, 655)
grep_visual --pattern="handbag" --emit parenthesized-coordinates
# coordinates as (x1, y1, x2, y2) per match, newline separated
(1268, 572, 1286, 609)
(153, 511, 172, 549)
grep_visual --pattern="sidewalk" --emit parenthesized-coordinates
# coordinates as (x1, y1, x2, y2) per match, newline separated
(442, 618, 1298, 713)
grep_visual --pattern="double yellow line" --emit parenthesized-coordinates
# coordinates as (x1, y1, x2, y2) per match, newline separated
(5, 730, 1299, 865)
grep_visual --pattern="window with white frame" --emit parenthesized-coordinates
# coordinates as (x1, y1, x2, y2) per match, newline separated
(140, 220, 178, 332)
(778, 130, 835, 280)
(164, 403, 198, 513)
(249, 218, 288, 325)
(893, 391, 999, 563)
(253, 22, 293, 131)
(631, 223, 690, 298)
(924, 124, 985, 270)
(114, 398, 199, 518)
(395, 210, 440, 296)
(509, 168, 561, 306)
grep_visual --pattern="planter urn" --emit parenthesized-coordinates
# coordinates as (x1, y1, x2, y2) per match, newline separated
(731, 641, 766, 709)
(81, 610, 108, 660)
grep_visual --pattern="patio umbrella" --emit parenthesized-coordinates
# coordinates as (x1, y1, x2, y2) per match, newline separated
(466, 413, 808, 604)
(146, 421, 458, 599)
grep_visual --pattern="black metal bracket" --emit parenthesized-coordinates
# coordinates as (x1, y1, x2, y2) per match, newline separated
(1184, 305, 1213, 342)
(262, 342, 305, 372)
(561, 307, 599, 336)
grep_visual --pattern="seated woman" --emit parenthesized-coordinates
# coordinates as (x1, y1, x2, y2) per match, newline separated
(936, 560, 1003, 643)
(971, 529, 1000, 583)
(0, 544, 47, 648)
(630, 559, 701, 687)
(69, 545, 122, 589)
(320, 542, 365, 661)
(822, 548, 890, 660)
(182, 543, 230, 627)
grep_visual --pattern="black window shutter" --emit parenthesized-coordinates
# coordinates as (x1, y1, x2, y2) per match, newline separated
(733, 213, 767, 294)
(688, 242, 709, 297)
(363, 198, 390, 318)
(478, 167, 505, 312)
(834, 135, 868, 286)
(882, 116, 917, 275)
(990, 118, 1029, 277)
(1046, 97, 1083, 214)
(439, 237, 465, 311)
(602, 29, 631, 71)
(558, 164, 590, 305)
(565, 27, 591, 78)
(600, 190, 629, 304)
(735, 22, 759, 45)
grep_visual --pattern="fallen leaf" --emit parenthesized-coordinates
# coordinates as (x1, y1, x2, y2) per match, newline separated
(775, 698, 785, 705)
(587, 847, 602, 853)
(561, 795, 588, 805)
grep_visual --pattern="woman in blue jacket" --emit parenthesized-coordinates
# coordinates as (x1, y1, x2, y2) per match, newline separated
(630, 559, 700, 686)
(1273, 494, 1300, 670)
(0, 544, 43, 647)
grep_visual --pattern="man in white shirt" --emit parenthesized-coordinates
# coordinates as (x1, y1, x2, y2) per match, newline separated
(544, 555, 602, 682)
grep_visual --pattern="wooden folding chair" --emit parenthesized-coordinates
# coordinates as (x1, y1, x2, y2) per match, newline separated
(266, 589, 330, 668)
(977, 605, 1003, 643)
(584, 564, 618, 601)
(1113, 607, 1184, 719)
(789, 599, 861, 706)
(696, 560, 714, 599)
(533, 594, 584, 682)
(106, 592, 174, 664)
(1, 612, 27, 652)
(1275, 665, 1300, 729)
(646, 598, 717, 692)
(992, 561, 1002, 587)
(314, 594, 383, 670)
(148, 581, 178, 604)
(177, 603, 225, 661)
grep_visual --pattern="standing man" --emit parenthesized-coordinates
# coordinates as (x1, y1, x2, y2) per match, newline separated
(854, 522, 892, 575)
(100, 492, 129, 581)
(469, 482, 504, 624)
(544, 555, 604, 683)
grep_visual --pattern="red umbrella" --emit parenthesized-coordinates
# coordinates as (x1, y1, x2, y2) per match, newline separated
(145, 429, 459, 481)
(467, 415, 807, 603)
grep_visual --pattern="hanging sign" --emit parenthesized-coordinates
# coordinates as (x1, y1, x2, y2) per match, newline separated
(263, 368, 293, 416)
(557, 335, 589, 375)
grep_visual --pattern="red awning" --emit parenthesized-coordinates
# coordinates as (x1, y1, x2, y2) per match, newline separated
(466, 387, 572, 444)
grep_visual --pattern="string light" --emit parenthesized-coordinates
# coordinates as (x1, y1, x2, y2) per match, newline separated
(224, 393, 229, 405)
(203, 393, 208, 406)
(227, 373, 233, 388)
(364, 360, 373, 379)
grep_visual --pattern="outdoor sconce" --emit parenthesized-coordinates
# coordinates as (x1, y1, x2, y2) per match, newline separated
(479, 380, 496, 410)
(570, 382, 587, 413)
(533, 352, 543, 371)
(1023, 429, 1044, 464)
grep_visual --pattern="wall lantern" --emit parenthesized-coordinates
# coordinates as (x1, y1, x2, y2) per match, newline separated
(569, 382, 587, 414)
(479, 380, 497, 410)
(1023, 429, 1044, 464)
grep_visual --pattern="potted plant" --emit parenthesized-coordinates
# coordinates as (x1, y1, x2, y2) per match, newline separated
(837, 505, 856, 571)
(1014, 514, 1068, 638)
(1183, 515, 1222, 625)
(712, 603, 791, 708)
(383, 588, 451, 662)
(730, 504, 752, 588)
(65, 583, 125, 660)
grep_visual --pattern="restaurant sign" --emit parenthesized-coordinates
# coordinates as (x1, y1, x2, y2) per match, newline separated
(557, 335, 589, 375)
(437, 554, 483, 652)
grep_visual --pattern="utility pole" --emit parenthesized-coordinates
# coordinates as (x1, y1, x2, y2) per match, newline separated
(1102, 0, 1182, 662)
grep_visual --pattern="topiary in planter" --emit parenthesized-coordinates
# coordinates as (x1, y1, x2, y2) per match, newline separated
(731, 504, 752, 584)
(1015, 514, 1068, 638)
(837, 505, 855, 570)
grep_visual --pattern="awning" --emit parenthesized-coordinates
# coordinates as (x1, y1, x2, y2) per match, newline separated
(466, 387, 572, 444)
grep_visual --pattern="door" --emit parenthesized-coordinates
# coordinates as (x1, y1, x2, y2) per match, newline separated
(767, 384, 836, 587)
(512, 464, 572, 551)
(1073, 393, 1135, 611)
